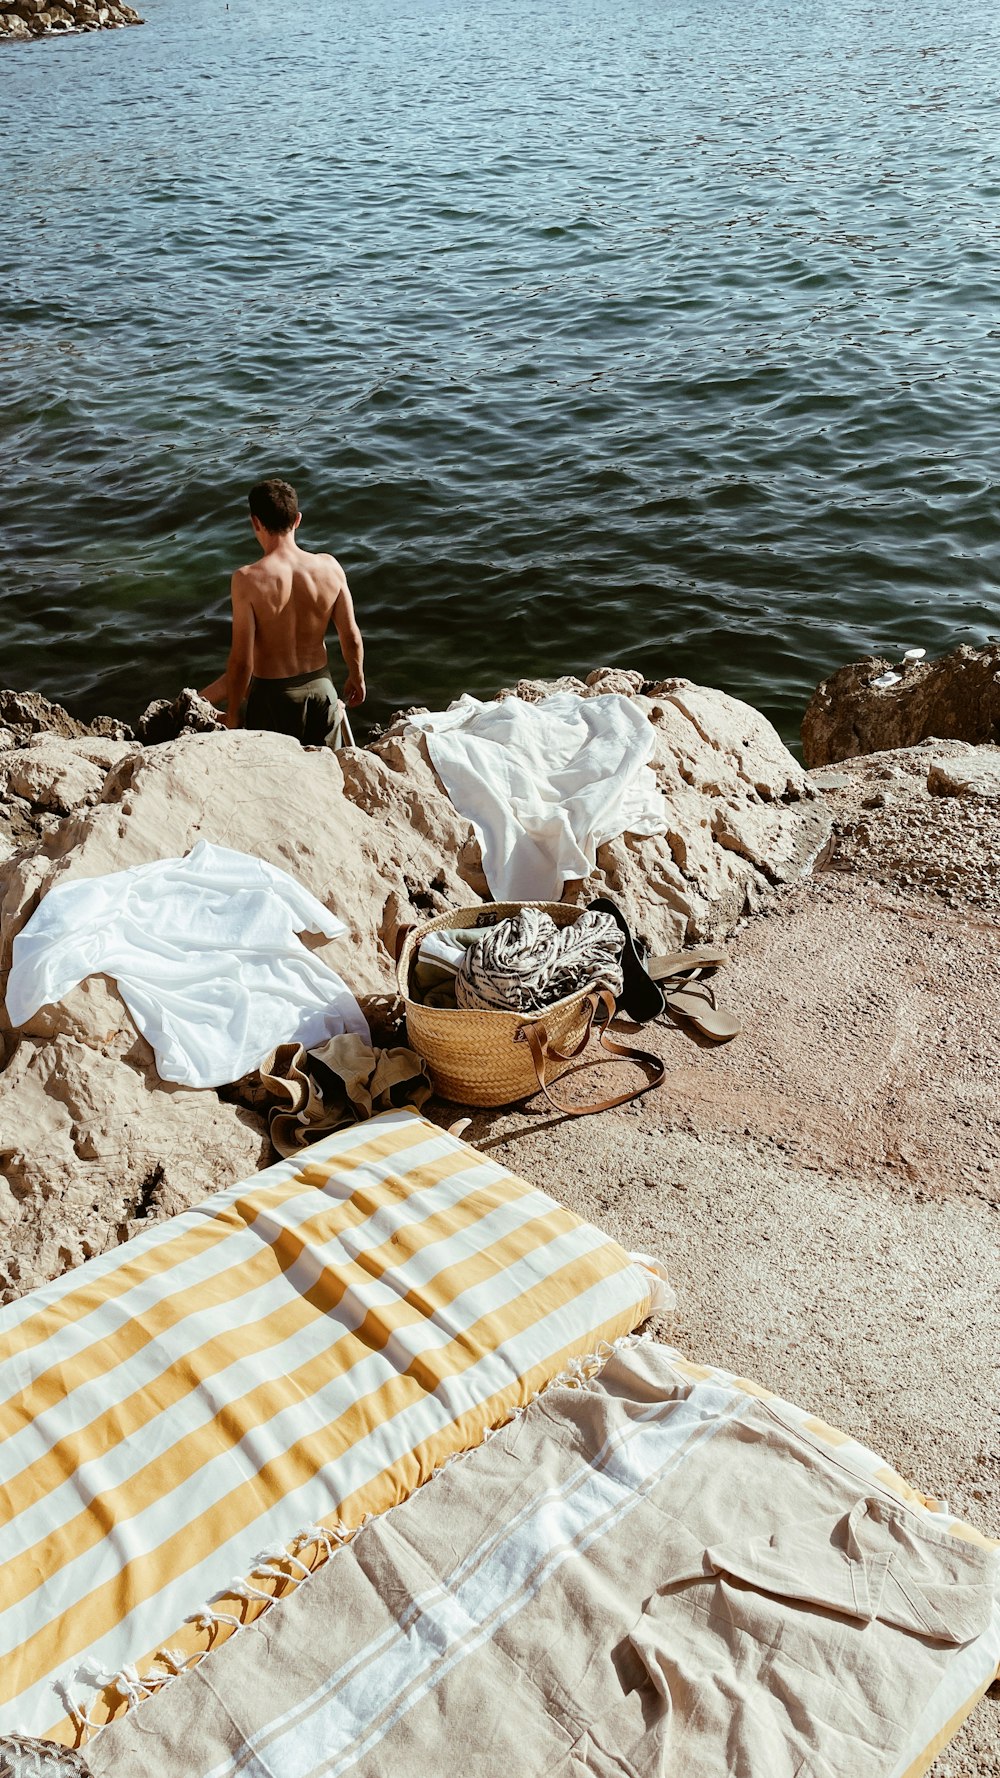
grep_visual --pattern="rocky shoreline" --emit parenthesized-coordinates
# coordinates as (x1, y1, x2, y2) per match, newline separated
(0, 666, 833, 1299)
(1, 663, 998, 1772)
(5, 656, 1000, 1292)
(0, 0, 141, 39)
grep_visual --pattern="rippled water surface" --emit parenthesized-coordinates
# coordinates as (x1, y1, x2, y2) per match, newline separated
(3, 0, 1000, 747)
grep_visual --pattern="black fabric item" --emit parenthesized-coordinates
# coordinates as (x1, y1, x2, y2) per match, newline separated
(586, 896, 665, 1025)
(245, 668, 342, 749)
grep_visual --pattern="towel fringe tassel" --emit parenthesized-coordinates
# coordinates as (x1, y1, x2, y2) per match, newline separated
(59, 1330, 643, 1743)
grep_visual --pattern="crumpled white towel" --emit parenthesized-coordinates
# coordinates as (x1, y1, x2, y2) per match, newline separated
(409, 692, 666, 901)
(5, 839, 370, 1089)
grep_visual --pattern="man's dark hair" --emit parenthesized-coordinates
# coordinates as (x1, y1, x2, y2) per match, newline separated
(248, 478, 299, 534)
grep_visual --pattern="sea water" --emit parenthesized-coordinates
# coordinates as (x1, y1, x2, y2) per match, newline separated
(2, 0, 999, 747)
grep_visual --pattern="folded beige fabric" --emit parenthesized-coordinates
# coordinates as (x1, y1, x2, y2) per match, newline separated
(88, 1339, 999, 1778)
(243, 1034, 432, 1156)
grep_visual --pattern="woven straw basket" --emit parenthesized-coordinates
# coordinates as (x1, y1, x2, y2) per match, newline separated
(397, 901, 598, 1108)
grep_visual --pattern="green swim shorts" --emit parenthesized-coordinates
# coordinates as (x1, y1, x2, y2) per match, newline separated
(244, 668, 343, 749)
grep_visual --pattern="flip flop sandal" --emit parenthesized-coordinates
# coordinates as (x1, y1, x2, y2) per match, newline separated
(586, 896, 665, 1025)
(648, 944, 730, 983)
(663, 971, 741, 1043)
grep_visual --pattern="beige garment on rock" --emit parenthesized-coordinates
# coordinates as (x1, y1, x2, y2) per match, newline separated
(87, 1339, 1000, 1778)
(243, 1033, 431, 1155)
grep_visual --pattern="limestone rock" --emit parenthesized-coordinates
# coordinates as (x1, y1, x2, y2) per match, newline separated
(0, 1033, 266, 1303)
(803, 738, 1000, 916)
(496, 667, 647, 703)
(648, 680, 811, 801)
(585, 666, 647, 696)
(0, 687, 133, 746)
(1, 741, 108, 815)
(494, 674, 589, 704)
(0, 734, 140, 855)
(0, 0, 142, 31)
(809, 768, 855, 793)
(927, 750, 1000, 800)
(802, 644, 1000, 767)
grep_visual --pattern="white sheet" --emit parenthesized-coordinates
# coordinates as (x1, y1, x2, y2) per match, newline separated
(5, 839, 369, 1088)
(409, 692, 666, 900)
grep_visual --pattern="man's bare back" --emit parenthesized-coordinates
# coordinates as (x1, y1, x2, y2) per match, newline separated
(201, 479, 365, 743)
(234, 548, 349, 682)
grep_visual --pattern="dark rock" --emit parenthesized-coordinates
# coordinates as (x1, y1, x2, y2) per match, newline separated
(135, 687, 224, 746)
(802, 645, 1000, 767)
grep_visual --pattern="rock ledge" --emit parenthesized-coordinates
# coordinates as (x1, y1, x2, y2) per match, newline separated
(0, 0, 141, 39)
(802, 643, 1000, 767)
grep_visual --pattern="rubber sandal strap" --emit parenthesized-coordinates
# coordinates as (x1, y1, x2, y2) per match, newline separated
(664, 972, 717, 1009)
(587, 896, 665, 1024)
(663, 975, 741, 1042)
(648, 945, 729, 983)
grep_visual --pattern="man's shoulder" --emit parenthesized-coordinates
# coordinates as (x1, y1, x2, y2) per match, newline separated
(297, 548, 347, 589)
(299, 546, 344, 571)
(232, 559, 264, 592)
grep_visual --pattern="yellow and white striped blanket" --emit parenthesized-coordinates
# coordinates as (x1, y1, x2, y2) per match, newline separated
(0, 1109, 664, 1742)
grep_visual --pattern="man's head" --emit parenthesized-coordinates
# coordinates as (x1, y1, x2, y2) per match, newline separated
(248, 478, 300, 538)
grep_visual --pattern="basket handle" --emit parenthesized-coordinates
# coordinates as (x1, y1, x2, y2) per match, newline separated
(521, 990, 665, 1116)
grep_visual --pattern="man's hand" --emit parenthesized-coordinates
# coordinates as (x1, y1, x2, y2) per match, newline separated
(199, 675, 227, 706)
(343, 672, 366, 708)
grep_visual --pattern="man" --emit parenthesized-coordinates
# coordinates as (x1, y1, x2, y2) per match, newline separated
(201, 478, 365, 747)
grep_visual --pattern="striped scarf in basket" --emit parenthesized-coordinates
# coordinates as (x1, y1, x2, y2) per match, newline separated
(455, 908, 624, 1014)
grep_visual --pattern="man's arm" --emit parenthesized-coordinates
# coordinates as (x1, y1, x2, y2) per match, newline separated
(223, 572, 256, 729)
(332, 579, 366, 706)
(199, 671, 228, 706)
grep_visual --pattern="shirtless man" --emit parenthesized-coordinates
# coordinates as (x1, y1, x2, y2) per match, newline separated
(200, 478, 365, 747)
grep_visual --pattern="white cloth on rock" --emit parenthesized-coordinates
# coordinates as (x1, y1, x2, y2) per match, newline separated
(5, 839, 369, 1089)
(408, 691, 666, 901)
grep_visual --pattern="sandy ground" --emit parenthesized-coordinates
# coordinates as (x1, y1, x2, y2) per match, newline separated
(442, 779, 1000, 1776)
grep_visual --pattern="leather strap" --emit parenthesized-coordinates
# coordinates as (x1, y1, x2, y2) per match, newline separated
(520, 990, 665, 1117)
